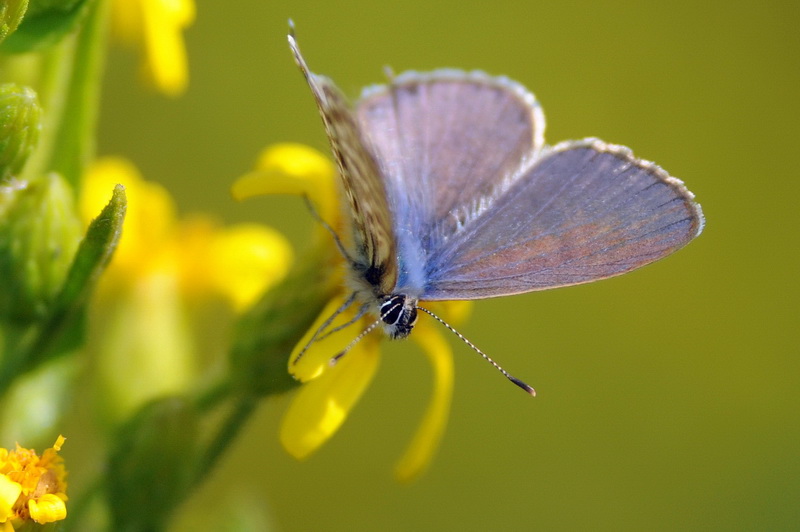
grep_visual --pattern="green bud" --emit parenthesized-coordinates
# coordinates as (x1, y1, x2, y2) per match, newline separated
(108, 396, 199, 531)
(231, 245, 337, 397)
(0, 172, 81, 321)
(0, 0, 28, 43)
(0, 83, 41, 184)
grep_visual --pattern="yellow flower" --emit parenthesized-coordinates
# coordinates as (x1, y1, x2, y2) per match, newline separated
(232, 143, 340, 237)
(233, 143, 472, 482)
(0, 436, 68, 527)
(81, 157, 293, 419)
(81, 156, 293, 313)
(110, 0, 195, 96)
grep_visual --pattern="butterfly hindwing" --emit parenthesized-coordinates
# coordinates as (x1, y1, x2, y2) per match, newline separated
(356, 72, 544, 258)
(289, 34, 397, 294)
(422, 139, 705, 300)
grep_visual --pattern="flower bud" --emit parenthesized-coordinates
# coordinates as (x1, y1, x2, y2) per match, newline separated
(108, 396, 198, 530)
(0, 172, 81, 321)
(0, 83, 41, 184)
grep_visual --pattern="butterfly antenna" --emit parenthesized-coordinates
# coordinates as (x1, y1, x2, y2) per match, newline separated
(301, 195, 354, 264)
(330, 316, 383, 365)
(416, 306, 536, 396)
(293, 292, 357, 366)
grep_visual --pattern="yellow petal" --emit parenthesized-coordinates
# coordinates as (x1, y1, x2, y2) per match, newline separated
(28, 493, 67, 524)
(51, 435, 66, 452)
(95, 269, 195, 421)
(280, 334, 380, 460)
(208, 223, 294, 311)
(173, 219, 293, 310)
(111, 0, 194, 96)
(0, 476, 21, 522)
(139, 0, 194, 96)
(232, 143, 339, 227)
(170, 216, 217, 297)
(81, 157, 176, 275)
(288, 294, 364, 382)
(163, 0, 195, 25)
(394, 318, 454, 483)
(428, 299, 473, 325)
(110, 0, 144, 46)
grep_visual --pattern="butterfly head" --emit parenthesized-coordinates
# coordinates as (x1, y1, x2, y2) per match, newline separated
(379, 294, 418, 339)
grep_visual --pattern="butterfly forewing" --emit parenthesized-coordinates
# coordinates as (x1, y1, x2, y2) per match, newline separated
(356, 73, 544, 255)
(289, 33, 703, 306)
(289, 34, 397, 294)
(421, 139, 704, 300)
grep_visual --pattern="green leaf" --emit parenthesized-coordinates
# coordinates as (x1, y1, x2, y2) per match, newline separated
(0, 0, 29, 44)
(0, 0, 91, 53)
(0, 184, 126, 394)
(25, 0, 83, 17)
(51, 182, 125, 314)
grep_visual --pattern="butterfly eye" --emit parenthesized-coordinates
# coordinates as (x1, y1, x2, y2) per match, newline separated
(379, 295, 418, 339)
(379, 295, 406, 325)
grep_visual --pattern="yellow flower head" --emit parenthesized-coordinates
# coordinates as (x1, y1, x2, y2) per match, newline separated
(81, 157, 293, 311)
(81, 157, 293, 419)
(0, 436, 68, 527)
(233, 144, 472, 481)
(110, 0, 195, 96)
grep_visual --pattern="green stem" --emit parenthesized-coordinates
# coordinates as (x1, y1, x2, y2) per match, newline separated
(193, 394, 257, 485)
(187, 246, 340, 488)
(47, 0, 108, 189)
(194, 377, 233, 413)
(7, 0, 109, 188)
(12, 37, 73, 183)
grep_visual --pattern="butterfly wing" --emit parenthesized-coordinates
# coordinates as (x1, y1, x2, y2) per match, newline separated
(289, 34, 397, 293)
(355, 71, 545, 292)
(421, 139, 705, 299)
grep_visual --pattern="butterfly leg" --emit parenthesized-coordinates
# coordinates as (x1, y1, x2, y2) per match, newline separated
(292, 291, 358, 366)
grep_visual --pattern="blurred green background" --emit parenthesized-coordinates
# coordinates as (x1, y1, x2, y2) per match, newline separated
(97, 1, 798, 530)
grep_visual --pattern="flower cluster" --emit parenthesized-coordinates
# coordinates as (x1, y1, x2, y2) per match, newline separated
(82, 157, 293, 421)
(0, 437, 67, 529)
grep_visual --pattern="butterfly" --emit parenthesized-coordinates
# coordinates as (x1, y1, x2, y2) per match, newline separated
(288, 29, 704, 394)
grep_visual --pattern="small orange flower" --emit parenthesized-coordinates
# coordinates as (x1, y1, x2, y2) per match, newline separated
(0, 436, 68, 528)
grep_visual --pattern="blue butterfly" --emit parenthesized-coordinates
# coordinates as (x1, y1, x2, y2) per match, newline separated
(288, 31, 704, 394)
